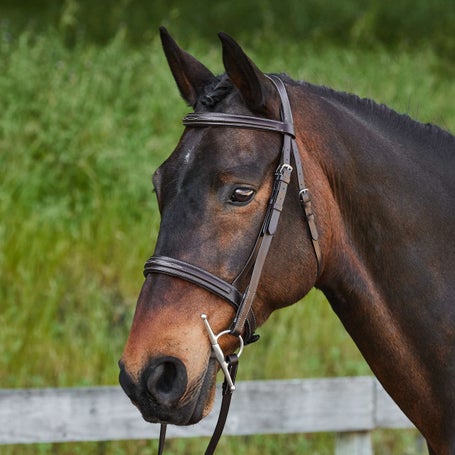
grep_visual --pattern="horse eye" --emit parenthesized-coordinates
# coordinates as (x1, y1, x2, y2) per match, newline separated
(230, 187, 255, 205)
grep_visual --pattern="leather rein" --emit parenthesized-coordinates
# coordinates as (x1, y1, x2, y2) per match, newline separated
(144, 75, 322, 454)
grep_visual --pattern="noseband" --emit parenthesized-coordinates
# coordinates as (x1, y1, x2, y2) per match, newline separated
(143, 75, 322, 454)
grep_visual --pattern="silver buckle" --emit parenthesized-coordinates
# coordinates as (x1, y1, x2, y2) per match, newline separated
(201, 314, 244, 391)
(277, 163, 293, 175)
(299, 187, 310, 203)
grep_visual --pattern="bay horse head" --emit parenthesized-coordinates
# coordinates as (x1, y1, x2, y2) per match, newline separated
(119, 28, 455, 454)
(119, 28, 322, 426)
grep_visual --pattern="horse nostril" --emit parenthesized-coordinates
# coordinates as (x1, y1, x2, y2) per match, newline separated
(145, 356, 187, 407)
(148, 361, 176, 394)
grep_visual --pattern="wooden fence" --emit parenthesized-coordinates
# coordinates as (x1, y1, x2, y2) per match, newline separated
(0, 376, 417, 454)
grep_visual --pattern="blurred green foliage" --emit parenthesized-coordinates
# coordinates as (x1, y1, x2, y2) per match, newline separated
(1, 0, 454, 54)
(1, 2, 452, 453)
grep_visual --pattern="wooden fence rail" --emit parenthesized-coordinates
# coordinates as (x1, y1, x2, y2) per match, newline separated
(0, 377, 416, 454)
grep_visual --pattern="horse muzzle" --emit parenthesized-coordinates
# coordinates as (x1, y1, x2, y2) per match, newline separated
(118, 356, 216, 425)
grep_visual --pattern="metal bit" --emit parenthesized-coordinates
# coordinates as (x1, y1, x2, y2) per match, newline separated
(201, 314, 243, 391)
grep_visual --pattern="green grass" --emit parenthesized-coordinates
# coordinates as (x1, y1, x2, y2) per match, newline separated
(1, 28, 453, 454)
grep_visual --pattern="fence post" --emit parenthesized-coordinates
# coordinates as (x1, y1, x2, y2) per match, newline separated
(335, 431, 373, 455)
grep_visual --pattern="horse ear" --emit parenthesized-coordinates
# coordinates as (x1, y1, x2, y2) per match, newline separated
(160, 27, 215, 107)
(219, 32, 277, 116)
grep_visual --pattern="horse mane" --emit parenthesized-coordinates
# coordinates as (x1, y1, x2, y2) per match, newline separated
(283, 75, 455, 153)
(198, 73, 455, 153)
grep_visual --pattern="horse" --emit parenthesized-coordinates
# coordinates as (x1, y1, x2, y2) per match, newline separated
(119, 28, 455, 454)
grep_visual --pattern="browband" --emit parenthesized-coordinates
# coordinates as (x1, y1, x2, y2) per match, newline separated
(183, 112, 295, 136)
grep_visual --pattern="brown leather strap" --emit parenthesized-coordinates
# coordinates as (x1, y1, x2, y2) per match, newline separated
(144, 256, 258, 344)
(144, 256, 243, 308)
(183, 112, 295, 136)
(158, 423, 167, 455)
(204, 354, 239, 455)
(229, 161, 293, 336)
(229, 75, 296, 336)
(270, 75, 322, 275)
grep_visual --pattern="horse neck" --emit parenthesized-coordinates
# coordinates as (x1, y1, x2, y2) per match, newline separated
(306, 89, 454, 298)
(293, 86, 455, 447)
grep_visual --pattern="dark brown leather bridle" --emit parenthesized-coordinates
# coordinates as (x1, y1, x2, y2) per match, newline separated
(144, 75, 322, 454)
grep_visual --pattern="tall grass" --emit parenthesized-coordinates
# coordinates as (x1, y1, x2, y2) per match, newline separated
(1, 27, 453, 454)
(3, 0, 454, 58)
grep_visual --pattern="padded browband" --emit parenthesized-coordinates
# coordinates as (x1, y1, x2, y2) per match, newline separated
(183, 112, 295, 136)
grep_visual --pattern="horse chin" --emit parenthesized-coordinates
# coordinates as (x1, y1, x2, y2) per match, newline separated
(186, 360, 218, 424)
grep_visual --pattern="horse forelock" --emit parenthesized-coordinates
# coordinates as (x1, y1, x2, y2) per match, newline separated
(197, 75, 234, 109)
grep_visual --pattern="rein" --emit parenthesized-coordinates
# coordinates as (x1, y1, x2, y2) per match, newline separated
(144, 75, 321, 454)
